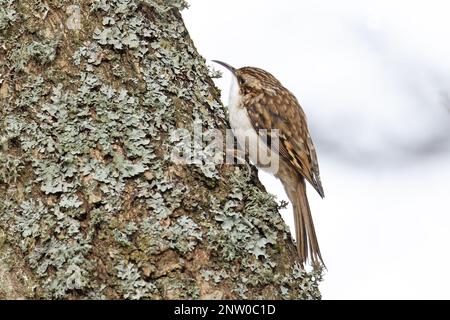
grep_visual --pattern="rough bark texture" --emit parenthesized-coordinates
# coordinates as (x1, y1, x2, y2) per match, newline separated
(0, 0, 322, 299)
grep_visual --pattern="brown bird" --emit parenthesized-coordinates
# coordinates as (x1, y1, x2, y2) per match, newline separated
(213, 60, 325, 268)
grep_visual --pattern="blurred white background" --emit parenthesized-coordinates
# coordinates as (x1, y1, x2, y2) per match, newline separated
(182, 0, 450, 299)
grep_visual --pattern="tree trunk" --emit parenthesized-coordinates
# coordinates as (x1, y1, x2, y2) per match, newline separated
(0, 0, 322, 299)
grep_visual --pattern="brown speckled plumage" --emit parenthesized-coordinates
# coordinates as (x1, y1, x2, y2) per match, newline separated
(238, 67, 324, 198)
(214, 61, 325, 268)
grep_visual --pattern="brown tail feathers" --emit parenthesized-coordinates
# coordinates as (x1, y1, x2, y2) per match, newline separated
(287, 176, 324, 269)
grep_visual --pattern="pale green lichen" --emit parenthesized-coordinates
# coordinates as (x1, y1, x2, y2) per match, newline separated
(9, 38, 60, 71)
(0, 0, 17, 31)
(0, 154, 24, 184)
(210, 168, 283, 261)
(138, 215, 202, 255)
(115, 260, 157, 299)
(140, 0, 189, 12)
(200, 269, 229, 284)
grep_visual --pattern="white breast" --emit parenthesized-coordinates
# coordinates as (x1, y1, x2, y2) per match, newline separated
(227, 76, 279, 174)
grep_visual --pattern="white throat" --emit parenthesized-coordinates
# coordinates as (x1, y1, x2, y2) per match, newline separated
(227, 75, 253, 133)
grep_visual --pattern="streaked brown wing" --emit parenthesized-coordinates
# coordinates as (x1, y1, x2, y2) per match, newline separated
(244, 90, 325, 198)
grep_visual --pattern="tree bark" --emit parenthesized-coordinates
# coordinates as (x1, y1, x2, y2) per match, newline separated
(0, 0, 322, 299)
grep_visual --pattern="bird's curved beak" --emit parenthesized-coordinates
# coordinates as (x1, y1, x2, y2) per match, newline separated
(212, 60, 236, 75)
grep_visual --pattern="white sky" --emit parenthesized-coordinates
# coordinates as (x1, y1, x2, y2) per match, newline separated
(182, 0, 450, 299)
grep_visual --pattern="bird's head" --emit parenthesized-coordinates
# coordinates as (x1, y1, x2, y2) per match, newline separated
(212, 60, 281, 94)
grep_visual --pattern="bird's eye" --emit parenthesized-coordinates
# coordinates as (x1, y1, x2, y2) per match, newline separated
(238, 78, 245, 85)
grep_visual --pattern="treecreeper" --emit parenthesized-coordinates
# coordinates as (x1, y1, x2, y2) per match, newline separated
(213, 61, 325, 269)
